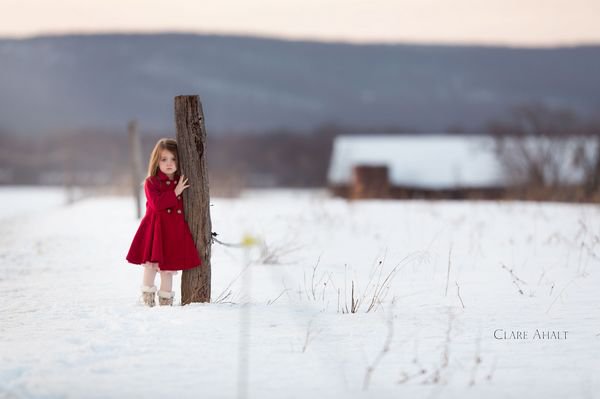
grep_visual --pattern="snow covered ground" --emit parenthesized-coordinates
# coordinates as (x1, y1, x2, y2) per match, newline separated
(1, 186, 599, 398)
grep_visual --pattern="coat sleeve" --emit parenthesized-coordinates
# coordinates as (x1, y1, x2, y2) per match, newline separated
(145, 179, 178, 211)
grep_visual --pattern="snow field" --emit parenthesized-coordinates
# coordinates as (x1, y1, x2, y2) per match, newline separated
(0, 187, 599, 398)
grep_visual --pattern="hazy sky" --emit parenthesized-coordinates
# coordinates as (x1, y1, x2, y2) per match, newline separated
(2, 0, 599, 47)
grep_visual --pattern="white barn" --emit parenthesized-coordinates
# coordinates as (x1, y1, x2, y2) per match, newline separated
(327, 134, 596, 200)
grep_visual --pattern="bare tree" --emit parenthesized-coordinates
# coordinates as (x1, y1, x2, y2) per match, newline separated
(487, 103, 599, 201)
(572, 120, 600, 196)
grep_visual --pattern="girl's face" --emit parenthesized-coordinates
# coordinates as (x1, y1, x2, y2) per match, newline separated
(158, 149, 177, 177)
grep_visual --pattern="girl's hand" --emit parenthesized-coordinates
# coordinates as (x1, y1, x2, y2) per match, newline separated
(175, 175, 190, 196)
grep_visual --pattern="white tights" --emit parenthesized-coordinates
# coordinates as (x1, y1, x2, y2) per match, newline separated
(142, 264, 174, 292)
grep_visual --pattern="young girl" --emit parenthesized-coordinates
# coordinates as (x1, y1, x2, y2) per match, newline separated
(126, 138, 202, 307)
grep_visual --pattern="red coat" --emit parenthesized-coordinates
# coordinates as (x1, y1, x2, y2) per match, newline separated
(126, 169, 202, 271)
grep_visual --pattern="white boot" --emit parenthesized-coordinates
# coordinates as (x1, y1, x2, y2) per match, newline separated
(158, 290, 175, 306)
(141, 285, 157, 307)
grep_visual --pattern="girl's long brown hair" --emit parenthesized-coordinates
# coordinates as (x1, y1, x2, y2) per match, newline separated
(141, 138, 179, 186)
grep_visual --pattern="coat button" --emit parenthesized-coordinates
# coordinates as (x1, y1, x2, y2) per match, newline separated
(177, 209, 182, 214)
(166, 181, 171, 185)
(167, 209, 171, 213)
(177, 196, 181, 200)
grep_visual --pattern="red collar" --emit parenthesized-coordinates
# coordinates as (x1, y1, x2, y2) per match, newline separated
(156, 169, 179, 182)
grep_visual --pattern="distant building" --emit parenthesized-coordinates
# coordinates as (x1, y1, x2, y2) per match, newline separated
(327, 134, 508, 199)
(326, 134, 596, 200)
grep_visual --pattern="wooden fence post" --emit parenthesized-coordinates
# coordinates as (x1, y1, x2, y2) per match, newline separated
(128, 119, 143, 219)
(175, 95, 212, 304)
(63, 136, 75, 205)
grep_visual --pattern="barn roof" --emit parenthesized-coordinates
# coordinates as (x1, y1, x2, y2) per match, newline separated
(327, 134, 504, 189)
